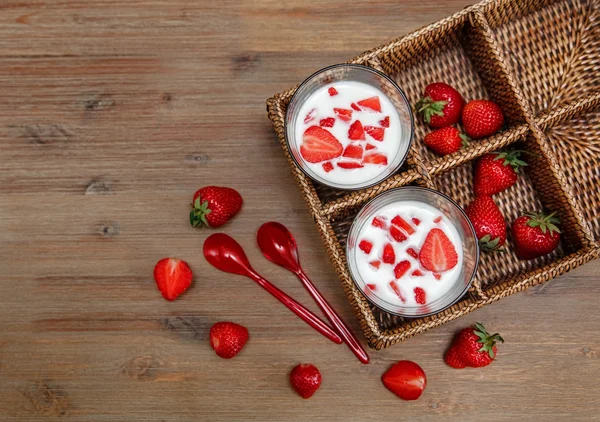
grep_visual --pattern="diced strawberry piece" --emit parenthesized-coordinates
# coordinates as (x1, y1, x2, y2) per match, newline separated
(365, 143, 376, 151)
(411, 269, 424, 277)
(358, 239, 373, 254)
(414, 287, 426, 304)
(322, 162, 334, 172)
(389, 280, 406, 302)
(382, 243, 395, 264)
(419, 228, 459, 272)
(304, 108, 317, 124)
(379, 116, 390, 127)
(406, 248, 419, 259)
(369, 260, 381, 270)
(433, 273, 442, 280)
(391, 215, 416, 235)
(351, 103, 361, 111)
(348, 120, 365, 140)
(362, 153, 388, 165)
(334, 108, 353, 122)
(337, 161, 364, 169)
(393, 260, 411, 279)
(389, 225, 407, 243)
(364, 126, 385, 141)
(328, 87, 338, 96)
(372, 217, 386, 229)
(434, 216, 443, 223)
(300, 126, 343, 163)
(366, 283, 377, 291)
(412, 217, 421, 226)
(357, 96, 382, 112)
(319, 117, 335, 127)
(342, 144, 363, 159)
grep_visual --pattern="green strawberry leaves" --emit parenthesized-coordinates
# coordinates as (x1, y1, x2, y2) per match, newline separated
(189, 197, 212, 228)
(478, 234, 504, 252)
(416, 96, 448, 124)
(473, 322, 504, 359)
(524, 211, 561, 235)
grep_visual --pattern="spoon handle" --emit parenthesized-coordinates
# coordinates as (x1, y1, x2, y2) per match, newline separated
(297, 271, 370, 364)
(251, 273, 342, 344)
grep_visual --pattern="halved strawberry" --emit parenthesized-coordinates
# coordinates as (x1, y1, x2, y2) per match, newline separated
(359, 239, 373, 254)
(433, 273, 442, 280)
(414, 287, 426, 304)
(389, 280, 406, 302)
(369, 260, 381, 270)
(319, 117, 335, 128)
(304, 108, 317, 124)
(406, 248, 419, 259)
(365, 143, 377, 151)
(322, 162, 334, 172)
(411, 269, 424, 277)
(380, 116, 390, 127)
(366, 283, 377, 291)
(419, 228, 458, 272)
(337, 161, 364, 169)
(434, 216, 443, 223)
(382, 243, 395, 264)
(391, 215, 415, 235)
(389, 225, 407, 243)
(300, 126, 343, 163)
(342, 144, 363, 159)
(372, 216, 386, 229)
(334, 108, 353, 122)
(365, 126, 385, 141)
(357, 96, 382, 112)
(412, 217, 421, 226)
(328, 87, 338, 96)
(394, 260, 411, 279)
(351, 103, 361, 111)
(154, 258, 193, 301)
(348, 120, 365, 140)
(363, 153, 388, 165)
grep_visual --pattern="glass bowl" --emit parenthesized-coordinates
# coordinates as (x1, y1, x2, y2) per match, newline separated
(284, 64, 414, 190)
(346, 186, 479, 317)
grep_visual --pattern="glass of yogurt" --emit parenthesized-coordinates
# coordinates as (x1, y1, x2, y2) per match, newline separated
(285, 64, 414, 190)
(346, 187, 479, 317)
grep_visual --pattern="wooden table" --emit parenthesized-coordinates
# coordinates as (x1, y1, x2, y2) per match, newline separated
(1, 1, 599, 420)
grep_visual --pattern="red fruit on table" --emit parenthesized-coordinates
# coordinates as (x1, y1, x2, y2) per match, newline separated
(300, 126, 343, 163)
(391, 215, 416, 235)
(190, 186, 243, 228)
(389, 225, 407, 243)
(357, 96, 382, 112)
(290, 364, 322, 399)
(342, 144, 364, 159)
(465, 196, 507, 251)
(445, 322, 504, 368)
(322, 162, 334, 173)
(209, 321, 249, 359)
(473, 150, 527, 196)
(512, 212, 561, 259)
(379, 116, 390, 127)
(462, 99, 504, 138)
(423, 126, 469, 156)
(358, 239, 373, 254)
(416, 82, 464, 127)
(382, 360, 427, 401)
(348, 120, 366, 140)
(364, 125, 385, 141)
(328, 87, 338, 96)
(394, 260, 411, 279)
(362, 153, 388, 165)
(382, 243, 396, 264)
(419, 228, 458, 272)
(337, 161, 364, 169)
(334, 107, 353, 122)
(414, 287, 426, 304)
(153, 258, 193, 301)
(319, 117, 335, 128)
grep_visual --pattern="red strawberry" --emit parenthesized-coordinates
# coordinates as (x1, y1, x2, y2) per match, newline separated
(337, 161, 364, 169)
(473, 150, 527, 196)
(319, 117, 335, 127)
(300, 126, 343, 163)
(465, 196, 506, 251)
(389, 225, 407, 243)
(372, 216, 386, 229)
(364, 126, 385, 141)
(153, 258, 193, 301)
(322, 162, 334, 172)
(290, 364, 322, 399)
(382, 243, 395, 264)
(382, 361, 427, 401)
(423, 126, 469, 156)
(414, 287, 426, 304)
(357, 96, 382, 112)
(328, 87, 338, 96)
(412, 217, 421, 226)
(209, 321, 249, 359)
(394, 260, 411, 279)
(445, 322, 504, 368)
(334, 108, 353, 122)
(411, 269, 424, 277)
(419, 228, 458, 272)
(512, 212, 561, 259)
(391, 215, 415, 235)
(379, 116, 390, 127)
(369, 260, 381, 270)
(416, 82, 464, 127)
(362, 153, 388, 165)
(462, 99, 504, 138)
(389, 280, 406, 302)
(367, 283, 377, 290)
(350, 102, 361, 111)
(304, 108, 317, 124)
(365, 143, 376, 151)
(433, 216, 443, 223)
(348, 120, 365, 140)
(433, 273, 441, 280)
(406, 248, 419, 259)
(359, 239, 373, 254)
(342, 144, 363, 159)
(190, 186, 243, 228)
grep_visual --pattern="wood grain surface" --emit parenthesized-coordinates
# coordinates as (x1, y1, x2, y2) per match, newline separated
(1, 1, 599, 421)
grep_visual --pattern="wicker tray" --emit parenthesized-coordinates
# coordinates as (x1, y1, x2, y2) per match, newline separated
(267, 0, 600, 350)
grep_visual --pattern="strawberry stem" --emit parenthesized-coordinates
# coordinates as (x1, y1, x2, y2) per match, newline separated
(416, 96, 448, 124)
(473, 322, 504, 359)
(491, 150, 528, 173)
(478, 234, 504, 252)
(524, 211, 561, 235)
(190, 198, 212, 228)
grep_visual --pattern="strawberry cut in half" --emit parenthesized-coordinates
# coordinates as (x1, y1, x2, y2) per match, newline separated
(342, 144, 364, 159)
(363, 153, 388, 165)
(419, 228, 458, 272)
(319, 117, 335, 128)
(348, 120, 365, 140)
(382, 243, 396, 264)
(389, 225, 407, 243)
(393, 260, 411, 279)
(337, 161, 364, 169)
(359, 239, 373, 254)
(391, 215, 415, 235)
(300, 126, 343, 163)
(364, 126, 385, 141)
(328, 87, 338, 96)
(357, 96, 382, 112)
(334, 108, 353, 122)
(154, 258, 193, 301)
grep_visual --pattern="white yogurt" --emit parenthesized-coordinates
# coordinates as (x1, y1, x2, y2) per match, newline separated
(354, 201, 463, 306)
(294, 81, 406, 186)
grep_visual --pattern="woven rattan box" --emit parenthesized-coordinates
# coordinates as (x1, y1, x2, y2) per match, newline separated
(267, 0, 600, 350)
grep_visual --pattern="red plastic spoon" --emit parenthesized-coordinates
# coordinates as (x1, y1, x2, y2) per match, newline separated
(203, 233, 342, 344)
(257, 222, 370, 364)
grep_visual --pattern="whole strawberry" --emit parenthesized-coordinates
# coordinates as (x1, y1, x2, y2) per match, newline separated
(209, 322, 249, 359)
(445, 322, 504, 368)
(512, 212, 561, 259)
(462, 99, 504, 138)
(473, 150, 527, 196)
(190, 186, 243, 228)
(423, 126, 469, 156)
(416, 82, 464, 128)
(464, 196, 506, 251)
(290, 364, 322, 399)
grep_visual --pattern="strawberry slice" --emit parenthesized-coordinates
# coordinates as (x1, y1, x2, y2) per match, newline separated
(154, 258, 193, 301)
(359, 239, 373, 254)
(357, 96, 382, 112)
(322, 162, 334, 172)
(391, 215, 415, 235)
(433, 273, 442, 280)
(414, 287, 426, 304)
(300, 126, 343, 163)
(365, 143, 376, 151)
(304, 108, 317, 124)
(348, 120, 365, 140)
(351, 103, 361, 111)
(393, 260, 411, 279)
(411, 269, 424, 277)
(342, 144, 364, 159)
(382, 243, 395, 264)
(434, 216, 443, 223)
(379, 116, 390, 127)
(328, 87, 338, 96)
(412, 217, 421, 226)
(389, 280, 406, 302)
(372, 216, 386, 229)
(337, 161, 364, 169)
(366, 283, 377, 291)
(319, 117, 335, 127)
(334, 108, 353, 122)
(406, 248, 419, 259)
(364, 126, 385, 141)
(369, 260, 381, 270)
(419, 228, 458, 272)
(363, 153, 388, 165)
(389, 225, 407, 242)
